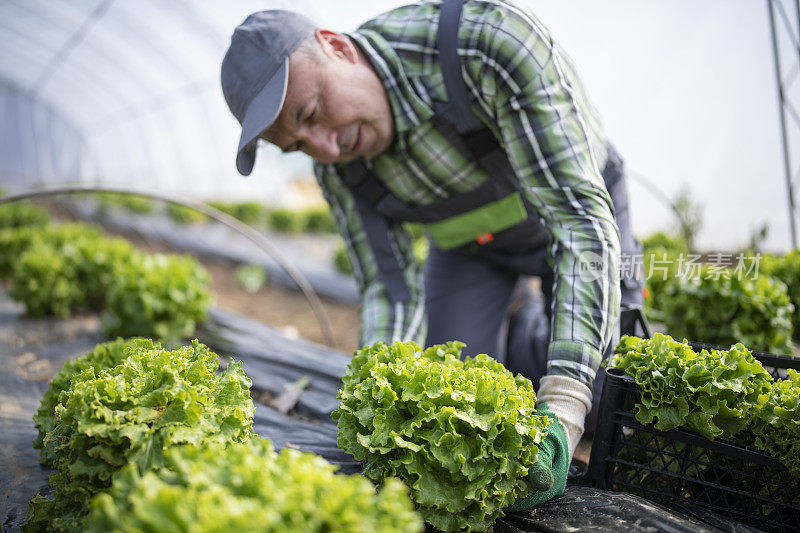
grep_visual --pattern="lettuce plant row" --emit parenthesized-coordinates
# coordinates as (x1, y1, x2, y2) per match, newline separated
(203, 201, 339, 234)
(659, 266, 794, 354)
(640, 250, 794, 354)
(28, 338, 425, 532)
(638, 230, 795, 354)
(1, 220, 212, 341)
(0, 200, 51, 230)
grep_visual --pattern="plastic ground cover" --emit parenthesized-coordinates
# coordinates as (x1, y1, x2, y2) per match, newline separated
(0, 288, 758, 533)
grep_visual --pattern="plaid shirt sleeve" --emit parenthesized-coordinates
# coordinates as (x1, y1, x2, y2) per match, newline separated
(313, 162, 428, 349)
(460, 0, 622, 385)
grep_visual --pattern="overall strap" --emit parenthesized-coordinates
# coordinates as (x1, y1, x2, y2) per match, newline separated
(342, 160, 505, 224)
(332, 0, 518, 303)
(436, 0, 481, 134)
(356, 196, 413, 302)
(339, 160, 411, 302)
(435, 0, 504, 163)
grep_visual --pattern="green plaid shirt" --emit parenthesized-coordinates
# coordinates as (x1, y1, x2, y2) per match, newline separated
(314, 0, 621, 387)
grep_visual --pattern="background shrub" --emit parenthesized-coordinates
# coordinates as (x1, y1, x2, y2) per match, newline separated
(207, 200, 237, 218)
(96, 192, 154, 214)
(27, 340, 254, 532)
(9, 233, 136, 317)
(11, 243, 83, 317)
(0, 200, 50, 229)
(301, 207, 337, 233)
(3, 222, 212, 340)
(207, 201, 267, 226)
(73, 237, 137, 310)
(231, 201, 265, 226)
(0, 223, 102, 278)
(660, 265, 794, 354)
(641, 246, 681, 321)
(235, 263, 268, 293)
(267, 207, 303, 233)
(333, 241, 354, 275)
(640, 231, 689, 255)
(166, 203, 208, 224)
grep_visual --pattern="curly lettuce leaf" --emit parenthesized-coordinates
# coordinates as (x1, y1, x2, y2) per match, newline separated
(750, 369, 800, 475)
(33, 338, 149, 466)
(333, 341, 550, 532)
(86, 437, 422, 533)
(611, 334, 772, 440)
(612, 334, 800, 476)
(26, 340, 255, 532)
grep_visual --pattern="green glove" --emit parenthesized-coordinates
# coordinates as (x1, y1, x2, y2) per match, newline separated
(505, 407, 569, 510)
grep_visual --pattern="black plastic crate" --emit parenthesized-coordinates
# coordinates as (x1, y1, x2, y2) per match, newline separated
(585, 342, 800, 532)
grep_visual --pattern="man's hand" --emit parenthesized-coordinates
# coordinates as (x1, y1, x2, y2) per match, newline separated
(506, 375, 593, 510)
(506, 406, 569, 510)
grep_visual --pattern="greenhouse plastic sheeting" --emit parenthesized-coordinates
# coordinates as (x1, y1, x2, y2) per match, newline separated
(1, 297, 756, 532)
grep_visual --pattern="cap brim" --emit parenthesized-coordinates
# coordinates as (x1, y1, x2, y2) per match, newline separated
(235, 58, 290, 176)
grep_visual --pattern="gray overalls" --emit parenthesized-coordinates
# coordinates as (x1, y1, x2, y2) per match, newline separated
(339, 0, 643, 428)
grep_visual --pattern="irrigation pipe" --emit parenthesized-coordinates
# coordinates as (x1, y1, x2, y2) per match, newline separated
(0, 186, 337, 348)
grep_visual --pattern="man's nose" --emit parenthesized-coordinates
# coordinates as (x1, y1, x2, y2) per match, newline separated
(304, 125, 339, 160)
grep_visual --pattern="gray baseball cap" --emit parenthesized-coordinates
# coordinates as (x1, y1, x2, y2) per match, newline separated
(221, 10, 316, 176)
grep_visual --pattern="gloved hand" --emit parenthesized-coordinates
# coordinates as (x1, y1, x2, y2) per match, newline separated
(505, 405, 569, 510)
(506, 375, 593, 510)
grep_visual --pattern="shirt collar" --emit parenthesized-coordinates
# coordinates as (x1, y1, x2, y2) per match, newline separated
(348, 29, 434, 137)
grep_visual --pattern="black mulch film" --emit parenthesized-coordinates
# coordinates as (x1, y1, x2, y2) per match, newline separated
(0, 286, 761, 533)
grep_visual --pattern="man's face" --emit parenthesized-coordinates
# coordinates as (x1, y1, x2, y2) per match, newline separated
(263, 31, 394, 164)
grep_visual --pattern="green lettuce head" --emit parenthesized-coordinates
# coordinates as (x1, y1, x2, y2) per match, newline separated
(86, 437, 423, 532)
(333, 341, 551, 532)
(611, 334, 772, 439)
(611, 334, 800, 479)
(33, 338, 145, 467)
(26, 339, 255, 532)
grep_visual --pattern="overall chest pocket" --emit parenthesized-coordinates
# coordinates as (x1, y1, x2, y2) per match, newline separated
(426, 192, 528, 250)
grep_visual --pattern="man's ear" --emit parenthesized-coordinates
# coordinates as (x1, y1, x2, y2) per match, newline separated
(316, 29, 358, 63)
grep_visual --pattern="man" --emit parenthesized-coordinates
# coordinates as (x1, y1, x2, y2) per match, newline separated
(221, 0, 642, 507)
